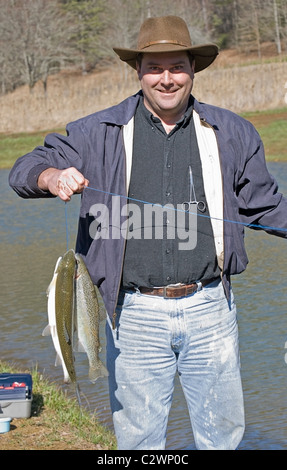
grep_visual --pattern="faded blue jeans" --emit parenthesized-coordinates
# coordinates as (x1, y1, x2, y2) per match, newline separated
(106, 279, 245, 450)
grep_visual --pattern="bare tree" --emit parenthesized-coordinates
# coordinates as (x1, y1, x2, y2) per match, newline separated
(281, 0, 287, 51)
(273, 0, 282, 53)
(0, 0, 76, 94)
(1, 0, 285, 97)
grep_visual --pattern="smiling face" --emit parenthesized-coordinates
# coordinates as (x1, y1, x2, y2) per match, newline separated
(136, 51, 195, 126)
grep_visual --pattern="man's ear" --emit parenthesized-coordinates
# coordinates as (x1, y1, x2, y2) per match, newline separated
(136, 53, 143, 79)
(136, 62, 141, 79)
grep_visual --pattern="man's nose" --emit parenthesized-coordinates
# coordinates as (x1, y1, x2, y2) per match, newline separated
(160, 70, 173, 85)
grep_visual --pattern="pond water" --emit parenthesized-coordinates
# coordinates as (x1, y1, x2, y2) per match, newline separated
(1, 163, 287, 450)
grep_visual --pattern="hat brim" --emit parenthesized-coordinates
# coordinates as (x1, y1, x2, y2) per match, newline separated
(113, 43, 219, 73)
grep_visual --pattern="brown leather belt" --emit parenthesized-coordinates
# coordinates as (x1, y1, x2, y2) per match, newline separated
(135, 278, 218, 299)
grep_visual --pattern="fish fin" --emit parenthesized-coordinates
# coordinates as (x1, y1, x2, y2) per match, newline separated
(54, 354, 63, 367)
(94, 285, 108, 321)
(46, 257, 62, 295)
(74, 339, 86, 353)
(46, 276, 56, 296)
(42, 324, 51, 336)
(89, 361, 109, 383)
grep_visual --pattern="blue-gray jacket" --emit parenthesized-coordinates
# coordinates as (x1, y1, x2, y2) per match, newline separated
(9, 92, 287, 320)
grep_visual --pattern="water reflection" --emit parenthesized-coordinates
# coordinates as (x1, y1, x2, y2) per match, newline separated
(1, 163, 287, 450)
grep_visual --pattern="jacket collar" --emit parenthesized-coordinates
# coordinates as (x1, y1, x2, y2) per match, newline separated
(99, 91, 215, 129)
(99, 92, 141, 126)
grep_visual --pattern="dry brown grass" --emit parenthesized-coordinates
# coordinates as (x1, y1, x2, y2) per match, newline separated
(0, 414, 109, 450)
(1, 44, 286, 135)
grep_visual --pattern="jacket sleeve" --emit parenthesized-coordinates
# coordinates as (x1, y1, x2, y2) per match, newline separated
(236, 125, 287, 239)
(9, 121, 88, 199)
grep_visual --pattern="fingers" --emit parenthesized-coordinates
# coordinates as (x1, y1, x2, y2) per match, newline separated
(54, 168, 89, 202)
(57, 169, 89, 201)
(57, 182, 74, 202)
(38, 167, 89, 201)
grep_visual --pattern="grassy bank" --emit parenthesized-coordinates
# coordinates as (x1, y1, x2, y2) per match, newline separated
(1, 108, 286, 169)
(0, 361, 116, 450)
(0, 128, 64, 169)
(241, 107, 287, 162)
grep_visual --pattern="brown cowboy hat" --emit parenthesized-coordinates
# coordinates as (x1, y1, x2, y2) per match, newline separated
(113, 16, 219, 73)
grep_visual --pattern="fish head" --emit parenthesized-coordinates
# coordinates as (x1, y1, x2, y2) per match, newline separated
(75, 253, 87, 279)
(62, 249, 76, 271)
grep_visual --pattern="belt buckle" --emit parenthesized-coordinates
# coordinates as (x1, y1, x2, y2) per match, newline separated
(163, 286, 169, 298)
(163, 283, 185, 299)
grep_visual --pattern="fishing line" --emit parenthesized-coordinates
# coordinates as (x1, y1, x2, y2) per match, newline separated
(64, 202, 69, 251)
(83, 185, 287, 234)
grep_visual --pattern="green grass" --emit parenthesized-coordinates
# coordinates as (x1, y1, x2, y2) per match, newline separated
(241, 108, 287, 161)
(0, 129, 64, 169)
(255, 119, 287, 161)
(1, 107, 287, 168)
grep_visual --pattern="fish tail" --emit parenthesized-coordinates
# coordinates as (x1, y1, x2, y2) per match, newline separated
(89, 361, 109, 383)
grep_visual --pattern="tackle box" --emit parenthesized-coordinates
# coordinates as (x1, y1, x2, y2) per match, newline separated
(0, 373, 32, 418)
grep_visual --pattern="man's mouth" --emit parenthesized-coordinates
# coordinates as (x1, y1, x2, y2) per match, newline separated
(157, 89, 177, 94)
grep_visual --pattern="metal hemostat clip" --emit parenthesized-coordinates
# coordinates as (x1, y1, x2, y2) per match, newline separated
(182, 166, 206, 213)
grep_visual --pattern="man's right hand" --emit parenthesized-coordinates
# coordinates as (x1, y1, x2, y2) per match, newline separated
(38, 167, 89, 202)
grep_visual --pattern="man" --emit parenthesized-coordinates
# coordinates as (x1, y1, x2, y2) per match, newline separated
(9, 16, 287, 450)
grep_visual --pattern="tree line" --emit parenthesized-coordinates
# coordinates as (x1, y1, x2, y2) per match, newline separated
(1, 0, 286, 95)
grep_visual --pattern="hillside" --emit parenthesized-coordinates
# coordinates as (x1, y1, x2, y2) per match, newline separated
(1, 44, 287, 134)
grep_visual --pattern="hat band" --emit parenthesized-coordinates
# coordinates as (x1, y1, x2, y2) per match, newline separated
(140, 39, 189, 50)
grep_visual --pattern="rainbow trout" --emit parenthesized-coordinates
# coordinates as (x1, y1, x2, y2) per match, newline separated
(74, 253, 108, 383)
(42, 255, 70, 381)
(43, 249, 77, 385)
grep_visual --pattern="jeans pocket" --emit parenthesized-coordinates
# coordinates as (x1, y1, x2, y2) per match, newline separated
(117, 290, 136, 309)
(201, 279, 226, 302)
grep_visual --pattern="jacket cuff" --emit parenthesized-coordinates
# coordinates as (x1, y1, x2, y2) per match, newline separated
(27, 164, 55, 196)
